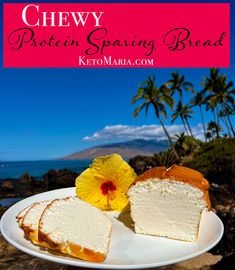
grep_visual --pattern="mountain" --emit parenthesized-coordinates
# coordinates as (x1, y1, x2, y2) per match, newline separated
(62, 139, 168, 160)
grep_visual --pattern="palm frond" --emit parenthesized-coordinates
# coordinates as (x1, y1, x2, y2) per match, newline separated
(225, 80, 233, 90)
(161, 109, 167, 119)
(162, 96, 174, 108)
(171, 112, 178, 123)
(183, 82, 194, 93)
(145, 102, 150, 116)
(133, 103, 146, 118)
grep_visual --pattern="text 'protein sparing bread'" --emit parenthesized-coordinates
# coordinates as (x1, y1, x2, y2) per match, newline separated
(38, 197, 112, 262)
(127, 165, 211, 241)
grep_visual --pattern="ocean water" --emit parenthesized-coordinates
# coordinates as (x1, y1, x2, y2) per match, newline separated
(0, 160, 91, 180)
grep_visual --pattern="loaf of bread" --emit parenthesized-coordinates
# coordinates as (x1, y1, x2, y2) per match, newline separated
(127, 165, 211, 241)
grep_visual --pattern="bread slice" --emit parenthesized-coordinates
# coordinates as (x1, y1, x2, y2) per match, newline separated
(16, 204, 34, 227)
(21, 200, 52, 245)
(38, 197, 112, 262)
(127, 165, 211, 241)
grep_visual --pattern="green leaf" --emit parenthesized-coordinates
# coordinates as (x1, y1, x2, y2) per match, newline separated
(133, 103, 146, 118)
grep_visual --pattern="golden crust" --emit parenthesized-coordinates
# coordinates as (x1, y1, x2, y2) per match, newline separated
(16, 206, 29, 221)
(136, 167, 167, 182)
(38, 224, 107, 262)
(20, 202, 40, 235)
(67, 243, 106, 262)
(19, 202, 52, 247)
(134, 165, 211, 210)
(16, 203, 37, 228)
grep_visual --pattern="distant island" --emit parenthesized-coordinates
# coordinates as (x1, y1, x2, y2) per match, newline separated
(61, 139, 168, 160)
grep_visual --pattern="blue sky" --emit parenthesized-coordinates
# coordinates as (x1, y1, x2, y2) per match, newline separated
(0, 0, 234, 161)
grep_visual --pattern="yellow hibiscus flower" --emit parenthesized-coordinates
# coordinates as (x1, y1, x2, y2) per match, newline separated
(75, 154, 136, 211)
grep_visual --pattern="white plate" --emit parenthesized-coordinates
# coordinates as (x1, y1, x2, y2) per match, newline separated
(0, 187, 223, 269)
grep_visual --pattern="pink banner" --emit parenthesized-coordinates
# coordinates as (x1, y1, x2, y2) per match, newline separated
(3, 3, 230, 68)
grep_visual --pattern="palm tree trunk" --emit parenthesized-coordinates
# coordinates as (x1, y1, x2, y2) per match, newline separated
(227, 114, 235, 137)
(158, 117, 179, 160)
(215, 107, 220, 138)
(199, 105, 207, 142)
(216, 106, 220, 125)
(185, 118, 193, 137)
(222, 115, 232, 137)
(181, 117, 189, 136)
(221, 103, 235, 137)
(212, 108, 216, 123)
(211, 108, 219, 138)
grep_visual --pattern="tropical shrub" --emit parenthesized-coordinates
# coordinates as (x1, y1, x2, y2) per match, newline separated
(173, 133, 202, 158)
(185, 138, 235, 194)
(129, 155, 157, 175)
(154, 150, 178, 167)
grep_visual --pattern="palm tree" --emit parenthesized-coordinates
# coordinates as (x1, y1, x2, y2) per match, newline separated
(173, 132, 187, 144)
(206, 131, 212, 141)
(173, 132, 201, 158)
(171, 100, 194, 137)
(202, 68, 220, 90)
(132, 76, 179, 159)
(205, 98, 217, 125)
(218, 76, 235, 137)
(172, 132, 188, 158)
(171, 101, 189, 135)
(218, 109, 232, 137)
(220, 104, 235, 137)
(206, 76, 235, 137)
(203, 68, 235, 137)
(190, 91, 207, 141)
(154, 150, 177, 167)
(203, 68, 221, 126)
(167, 71, 194, 99)
(207, 121, 222, 139)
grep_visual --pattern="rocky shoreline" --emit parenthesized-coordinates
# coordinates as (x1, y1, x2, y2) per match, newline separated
(0, 168, 235, 270)
(0, 169, 79, 202)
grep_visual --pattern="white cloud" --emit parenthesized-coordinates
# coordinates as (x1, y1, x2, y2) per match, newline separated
(83, 124, 204, 142)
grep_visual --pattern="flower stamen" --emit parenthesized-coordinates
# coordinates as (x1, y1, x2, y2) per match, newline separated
(100, 181, 117, 195)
